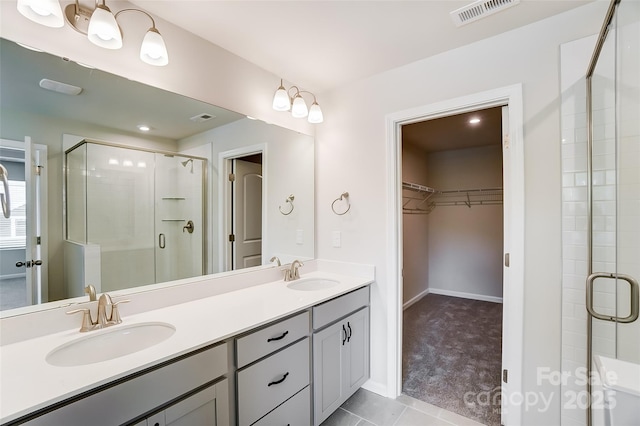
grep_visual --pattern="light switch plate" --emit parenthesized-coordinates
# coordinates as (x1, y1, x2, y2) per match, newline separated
(332, 231, 341, 248)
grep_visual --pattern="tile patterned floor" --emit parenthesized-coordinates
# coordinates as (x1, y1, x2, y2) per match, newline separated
(321, 388, 486, 426)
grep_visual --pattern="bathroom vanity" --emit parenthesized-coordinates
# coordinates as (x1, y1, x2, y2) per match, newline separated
(0, 263, 373, 426)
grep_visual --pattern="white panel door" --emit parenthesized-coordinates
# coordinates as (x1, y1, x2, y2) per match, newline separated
(232, 159, 262, 269)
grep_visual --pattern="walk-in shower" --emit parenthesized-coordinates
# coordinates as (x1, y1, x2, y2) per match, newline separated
(585, 0, 639, 424)
(64, 140, 206, 295)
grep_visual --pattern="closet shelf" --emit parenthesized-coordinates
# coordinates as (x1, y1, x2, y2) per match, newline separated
(402, 181, 503, 214)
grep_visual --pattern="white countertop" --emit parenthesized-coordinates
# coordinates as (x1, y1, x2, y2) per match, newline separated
(0, 270, 372, 424)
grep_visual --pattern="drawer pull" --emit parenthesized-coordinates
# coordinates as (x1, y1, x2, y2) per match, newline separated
(268, 372, 290, 387)
(347, 322, 352, 342)
(267, 330, 289, 342)
(342, 324, 347, 345)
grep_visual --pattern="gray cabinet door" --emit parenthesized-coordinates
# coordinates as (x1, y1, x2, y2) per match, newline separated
(313, 307, 370, 426)
(313, 321, 345, 425)
(344, 307, 369, 396)
(165, 379, 229, 426)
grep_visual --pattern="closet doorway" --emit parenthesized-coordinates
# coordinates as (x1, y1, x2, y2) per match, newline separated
(400, 106, 505, 426)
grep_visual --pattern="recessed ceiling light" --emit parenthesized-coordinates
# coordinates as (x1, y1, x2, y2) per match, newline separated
(469, 118, 481, 124)
(137, 124, 151, 132)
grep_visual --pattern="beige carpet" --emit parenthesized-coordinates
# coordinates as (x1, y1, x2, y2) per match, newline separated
(402, 293, 503, 426)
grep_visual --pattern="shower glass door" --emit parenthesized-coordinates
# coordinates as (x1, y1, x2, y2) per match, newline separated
(154, 153, 204, 283)
(588, 1, 639, 423)
(589, 0, 640, 366)
(611, 0, 639, 365)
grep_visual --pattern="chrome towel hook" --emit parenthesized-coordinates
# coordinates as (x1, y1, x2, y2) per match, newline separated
(279, 194, 295, 215)
(331, 192, 351, 215)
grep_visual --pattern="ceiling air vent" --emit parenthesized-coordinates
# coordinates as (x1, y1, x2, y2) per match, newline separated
(450, 0, 520, 27)
(189, 113, 216, 123)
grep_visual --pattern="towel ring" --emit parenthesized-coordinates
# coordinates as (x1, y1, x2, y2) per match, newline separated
(331, 192, 351, 215)
(279, 194, 295, 215)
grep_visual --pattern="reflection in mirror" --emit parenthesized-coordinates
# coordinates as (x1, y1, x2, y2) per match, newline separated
(0, 38, 315, 314)
(64, 140, 207, 297)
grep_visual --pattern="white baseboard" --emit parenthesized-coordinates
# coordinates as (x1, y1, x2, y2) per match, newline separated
(429, 287, 503, 303)
(403, 288, 430, 310)
(361, 379, 388, 397)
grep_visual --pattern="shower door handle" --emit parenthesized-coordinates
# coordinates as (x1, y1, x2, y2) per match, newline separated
(586, 272, 639, 323)
(158, 233, 166, 249)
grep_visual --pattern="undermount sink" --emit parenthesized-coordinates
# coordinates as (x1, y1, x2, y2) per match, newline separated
(287, 278, 339, 291)
(46, 322, 176, 367)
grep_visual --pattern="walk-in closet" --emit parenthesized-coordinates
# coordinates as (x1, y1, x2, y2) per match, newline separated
(401, 106, 504, 426)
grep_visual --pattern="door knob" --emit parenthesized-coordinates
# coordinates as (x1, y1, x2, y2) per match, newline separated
(183, 220, 194, 234)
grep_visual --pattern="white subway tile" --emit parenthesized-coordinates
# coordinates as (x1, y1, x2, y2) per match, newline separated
(574, 172, 588, 186)
(593, 171, 606, 186)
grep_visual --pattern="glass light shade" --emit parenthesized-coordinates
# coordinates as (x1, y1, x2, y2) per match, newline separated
(17, 0, 64, 28)
(291, 95, 308, 118)
(308, 102, 324, 124)
(272, 86, 291, 111)
(140, 28, 169, 66)
(87, 5, 122, 49)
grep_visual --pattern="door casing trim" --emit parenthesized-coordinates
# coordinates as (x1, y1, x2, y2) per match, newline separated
(384, 83, 525, 425)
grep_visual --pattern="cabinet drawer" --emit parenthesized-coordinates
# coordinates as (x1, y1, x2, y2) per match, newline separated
(236, 311, 309, 368)
(24, 343, 228, 426)
(237, 338, 310, 426)
(253, 386, 310, 426)
(313, 286, 369, 330)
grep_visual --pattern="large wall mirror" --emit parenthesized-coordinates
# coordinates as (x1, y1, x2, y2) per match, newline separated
(0, 38, 315, 314)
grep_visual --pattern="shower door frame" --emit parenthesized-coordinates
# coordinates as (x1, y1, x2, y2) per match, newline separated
(62, 136, 208, 288)
(584, 0, 640, 424)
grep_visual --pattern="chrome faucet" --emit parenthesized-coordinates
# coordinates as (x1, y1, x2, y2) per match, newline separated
(67, 292, 130, 332)
(270, 256, 281, 267)
(283, 260, 304, 282)
(84, 284, 96, 301)
(97, 293, 113, 327)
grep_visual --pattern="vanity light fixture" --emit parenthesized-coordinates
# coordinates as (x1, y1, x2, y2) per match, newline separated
(17, 0, 169, 66)
(272, 79, 323, 124)
(17, 0, 63, 28)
